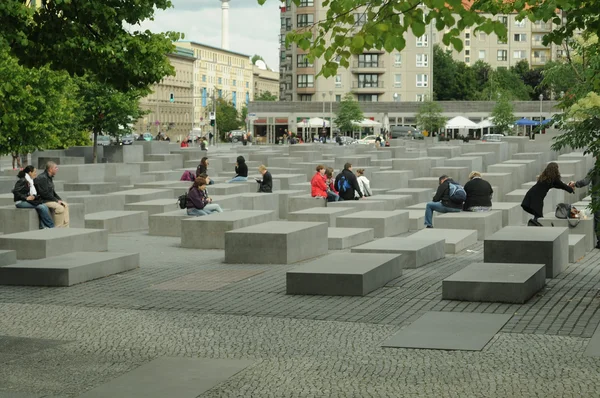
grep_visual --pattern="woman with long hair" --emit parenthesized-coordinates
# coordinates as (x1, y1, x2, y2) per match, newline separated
(186, 176, 223, 216)
(12, 166, 55, 229)
(521, 162, 574, 226)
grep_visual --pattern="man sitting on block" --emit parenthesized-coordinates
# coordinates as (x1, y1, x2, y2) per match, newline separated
(35, 161, 70, 228)
(424, 175, 463, 228)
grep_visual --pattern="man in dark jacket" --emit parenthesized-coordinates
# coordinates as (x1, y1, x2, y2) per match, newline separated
(34, 161, 69, 227)
(334, 163, 363, 201)
(570, 166, 600, 248)
(256, 165, 273, 193)
(424, 175, 462, 228)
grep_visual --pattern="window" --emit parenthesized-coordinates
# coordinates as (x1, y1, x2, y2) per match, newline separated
(556, 49, 566, 58)
(218, 77, 222, 84)
(202, 75, 206, 82)
(357, 94, 378, 102)
(513, 50, 526, 59)
(416, 74, 428, 87)
(465, 50, 470, 56)
(394, 74, 402, 88)
(232, 80, 236, 86)
(416, 34, 428, 47)
(298, 94, 312, 101)
(218, 89, 222, 98)
(479, 32, 487, 41)
(246, 82, 249, 88)
(465, 39, 470, 46)
(416, 94, 428, 102)
(497, 50, 508, 61)
(498, 16, 508, 26)
(286, 18, 292, 31)
(394, 53, 402, 66)
(201, 88, 207, 107)
(297, 74, 314, 88)
(515, 19, 526, 28)
(533, 33, 545, 46)
(335, 74, 342, 88)
(354, 13, 367, 26)
(358, 54, 379, 67)
(281, 17, 286, 28)
(335, 95, 341, 102)
(416, 54, 428, 67)
(297, 54, 312, 68)
(297, 14, 314, 27)
(465, 57, 470, 63)
(298, 0, 313, 6)
(514, 33, 527, 42)
(357, 74, 379, 88)
(479, 50, 486, 59)
(465, 33, 470, 39)
(232, 91, 237, 108)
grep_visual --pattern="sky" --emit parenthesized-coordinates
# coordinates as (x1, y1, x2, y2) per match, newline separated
(136, 0, 281, 69)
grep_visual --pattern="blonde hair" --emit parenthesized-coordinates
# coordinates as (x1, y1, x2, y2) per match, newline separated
(469, 171, 482, 180)
(258, 165, 267, 172)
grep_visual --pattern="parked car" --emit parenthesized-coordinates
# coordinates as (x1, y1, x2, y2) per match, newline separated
(390, 126, 422, 139)
(356, 135, 379, 145)
(96, 135, 112, 146)
(481, 134, 503, 142)
(143, 133, 153, 141)
(228, 130, 245, 143)
(117, 134, 134, 145)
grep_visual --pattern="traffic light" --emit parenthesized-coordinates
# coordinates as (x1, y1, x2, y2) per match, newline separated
(210, 119, 215, 127)
(169, 93, 174, 103)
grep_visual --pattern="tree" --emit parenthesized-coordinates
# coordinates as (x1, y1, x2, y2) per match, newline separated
(251, 54, 265, 65)
(416, 100, 446, 135)
(432, 45, 458, 101)
(479, 68, 532, 101)
(335, 94, 363, 133)
(214, 99, 241, 141)
(1, 0, 181, 91)
(490, 95, 516, 136)
(471, 61, 492, 92)
(255, 91, 278, 101)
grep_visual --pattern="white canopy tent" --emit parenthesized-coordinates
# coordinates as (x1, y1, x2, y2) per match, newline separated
(445, 116, 479, 139)
(297, 117, 330, 128)
(355, 119, 382, 127)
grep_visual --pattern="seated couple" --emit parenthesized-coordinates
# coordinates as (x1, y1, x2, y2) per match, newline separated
(186, 176, 224, 216)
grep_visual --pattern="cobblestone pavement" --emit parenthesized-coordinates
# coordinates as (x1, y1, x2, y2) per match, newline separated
(1, 232, 600, 397)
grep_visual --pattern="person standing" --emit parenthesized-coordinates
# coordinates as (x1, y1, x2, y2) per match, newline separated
(34, 161, 70, 228)
(12, 166, 54, 229)
(522, 162, 574, 226)
(424, 175, 463, 228)
(256, 165, 273, 193)
(334, 163, 363, 201)
(569, 165, 600, 248)
(463, 171, 494, 212)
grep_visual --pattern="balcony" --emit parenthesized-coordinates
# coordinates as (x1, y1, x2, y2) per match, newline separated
(532, 40, 550, 49)
(296, 86, 316, 94)
(350, 61, 385, 74)
(532, 22, 552, 32)
(531, 56, 549, 66)
(350, 81, 385, 94)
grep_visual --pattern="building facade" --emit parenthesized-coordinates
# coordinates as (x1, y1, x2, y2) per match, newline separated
(253, 65, 280, 99)
(176, 41, 253, 133)
(279, 1, 434, 104)
(136, 47, 195, 139)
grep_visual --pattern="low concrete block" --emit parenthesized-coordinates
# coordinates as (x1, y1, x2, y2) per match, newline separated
(484, 226, 569, 278)
(0, 228, 108, 259)
(241, 193, 279, 214)
(275, 190, 305, 219)
(336, 210, 409, 238)
(224, 221, 328, 264)
(63, 182, 119, 194)
(371, 170, 413, 189)
(351, 237, 445, 268)
(406, 210, 426, 231)
(271, 174, 307, 190)
(181, 210, 276, 249)
(209, 184, 250, 196)
(103, 145, 144, 163)
(288, 195, 327, 213)
(539, 216, 595, 252)
(327, 200, 387, 211)
(128, 161, 172, 173)
(0, 252, 139, 286)
(149, 209, 193, 237)
(442, 262, 546, 304)
(67, 194, 127, 214)
(386, 188, 433, 205)
(408, 177, 440, 190)
(568, 234, 586, 263)
(490, 202, 524, 226)
(69, 202, 85, 228)
(85, 210, 148, 233)
(145, 153, 184, 169)
(288, 207, 356, 227)
(286, 253, 403, 296)
(435, 211, 503, 240)
(0, 206, 40, 234)
(430, 167, 469, 185)
(369, 194, 413, 211)
(109, 189, 174, 204)
(125, 199, 179, 216)
(327, 227, 374, 250)
(409, 228, 477, 254)
(0, 250, 17, 266)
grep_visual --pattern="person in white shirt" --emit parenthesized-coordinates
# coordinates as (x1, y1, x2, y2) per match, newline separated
(355, 169, 372, 197)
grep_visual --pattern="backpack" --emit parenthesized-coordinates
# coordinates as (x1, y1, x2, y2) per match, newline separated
(177, 192, 188, 209)
(448, 182, 467, 204)
(336, 175, 352, 193)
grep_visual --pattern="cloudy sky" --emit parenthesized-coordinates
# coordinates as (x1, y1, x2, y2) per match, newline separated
(136, 0, 281, 69)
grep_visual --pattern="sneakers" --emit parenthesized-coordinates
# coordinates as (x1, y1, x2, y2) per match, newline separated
(426, 225, 433, 229)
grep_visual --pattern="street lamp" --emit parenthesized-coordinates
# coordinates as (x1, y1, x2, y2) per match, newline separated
(329, 90, 333, 141)
(536, 93, 544, 140)
(393, 93, 399, 102)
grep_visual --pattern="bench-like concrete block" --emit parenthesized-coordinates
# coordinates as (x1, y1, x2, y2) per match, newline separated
(109, 189, 174, 204)
(327, 227, 375, 250)
(85, 210, 148, 233)
(288, 195, 327, 213)
(271, 174, 308, 190)
(463, 152, 497, 170)
(336, 210, 409, 238)
(148, 209, 193, 237)
(287, 253, 403, 296)
(444, 157, 483, 173)
(426, 146, 463, 158)
(125, 199, 179, 216)
(145, 153, 184, 169)
(387, 188, 433, 205)
(392, 158, 433, 177)
(64, 182, 120, 194)
(371, 170, 413, 189)
(0, 206, 39, 234)
(539, 216, 595, 252)
(406, 210, 426, 231)
(0, 228, 108, 259)
(181, 210, 276, 249)
(208, 184, 250, 196)
(569, 234, 586, 263)
(128, 161, 172, 173)
(367, 195, 413, 211)
(241, 193, 280, 214)
(224, 221, 328, 264)
(351, 237, 445, 268)
(327, 200, 387, 211)
(103, 145, 144, 163)
(288, 207, 356, 227)
(484, 226, 569, 278)
(430, 167, 469, 185)
(490, 202, 524, 226)
(0, 250, 17, 266)
(0, 252, 139, 287)
(69, 202, 85, 228)
(67, 194, 127, 214)
(436, 211, 503, 240)
(487, 164, 526, 190)
(275, 190, 305, 219)
(410, 228, 477, 254)
(442, 262, 546, 303)
(408, 177, 440, 190)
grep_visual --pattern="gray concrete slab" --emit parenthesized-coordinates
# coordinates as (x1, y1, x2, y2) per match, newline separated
(109, 189, 174, 204)
(288, 207, 356, 227)
(435, 211, 503, 240)
(568, 234, 586, 263)
(125, 199, 179, 216)
(409, 228, 477, 254)
(336, 210, 409, 238)
(351, 237, 445, 268)
(0, 250, 17, 266)
(386, 188, 433, 204)
(85, 211, 148, 233)
(326, 200, 387, 211)
(327, 227, 374, 250)
(0, 206, 40, 234)
(381, 312, 512, 351)
(149, 210, 194, 237)
(288, 195, 327, 213)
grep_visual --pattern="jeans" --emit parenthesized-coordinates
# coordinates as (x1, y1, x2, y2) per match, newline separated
(187, 208, 208, 216)
(327, 191, 341, 202)
(15, 201, 55, 229)
(227, 176, 248, 183)
(203, 203, 223, 214)
(424, 201, 461, 227)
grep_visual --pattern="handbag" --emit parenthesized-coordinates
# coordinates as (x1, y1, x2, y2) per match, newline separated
(555, 203, 580, 228)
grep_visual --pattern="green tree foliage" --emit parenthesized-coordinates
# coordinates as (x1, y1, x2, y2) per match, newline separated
(1, 0, 181, 90)
(255, 91, 278, 101)
(214, 99, 241, 141)
(471, 61, 492, 90)
(432, 45, 458, 101)
(416, 100, 447, 135)
(480, 68, 532, 101)
(335, 94, 364, 133)
(490, 95, 516, 135)
(251, 54, 265, 65)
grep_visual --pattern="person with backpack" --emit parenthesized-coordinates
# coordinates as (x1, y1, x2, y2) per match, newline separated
(334, 163, 364, 201)
(463, 171, 493, 212)
(186, 176, 223, 216)
(424, 175, 464, 228)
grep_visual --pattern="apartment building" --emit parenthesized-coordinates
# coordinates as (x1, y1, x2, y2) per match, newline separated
(177, 41, 254, 131)
(136, 47, 195, 138)
(279, 1, 434, 103)
(253, 64, 280, 99)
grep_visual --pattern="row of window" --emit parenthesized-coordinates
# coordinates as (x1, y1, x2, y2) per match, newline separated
(294, 53, 429, 68)
(296, 94, 429, 102)
(191, 48, 247, 69)
(199, 74, 250, 88)
(194, 89, 251, 108)
(295, 74, 429, 88)
(496, 16, 553, 30)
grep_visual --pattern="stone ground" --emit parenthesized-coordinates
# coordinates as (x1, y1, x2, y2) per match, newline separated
(2, 154, 600, 397)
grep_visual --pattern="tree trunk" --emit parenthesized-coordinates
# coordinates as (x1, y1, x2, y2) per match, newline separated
(92, 128, 99, 164)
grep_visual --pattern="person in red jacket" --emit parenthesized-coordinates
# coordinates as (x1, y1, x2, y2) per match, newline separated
(311, 165, 340, 202)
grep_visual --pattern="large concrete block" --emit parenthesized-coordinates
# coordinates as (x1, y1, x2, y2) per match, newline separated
(336, 210, 409, 238)
(442, 262, 546, 303)
(66, 194, 127, 214)
(0, 228, 108, 259)
(408, 177, 440, 190)
(409, 228, 477, 254)
(327, 227, 374, 250)
(503, 159, 538, 183)
(484, 226, 569, 278)
(64, 182, 119, 194)
(487, 164, 527, 190)
(85, 210, 148, 233)
(366, 194, 413, 211)
(392, 158, 434, 177)
(558, 152, 595, 171)
(103, 145, 144, 163)
(539, 215, 595, 252)
(427, 146, 463, 158)
(69, 202, 85, 228)
(474, 142, 510, 163)
(64, 146, 103, 164)
(125, 199, 179, 216)
(38, 156, 84, 169)
(275, 190, 305, 219)
(444, 157, 483, 173)
(148, 209, 193, 237)
(270, 174, 307, 190)
(128, 161, 172, 173)
(334, 155, 372, 170)
(288, 207, 356, 226)
(387, 188, 433, 205)
(569, 234, 586, 263)
(488, 202, 524, 226)
(0, 252, 139, 287)
(109, 189, 174, 204)
(0, 206, 40, 234)
(463, 152, 497, 170)
(208, 184, 250, 196)
(288, 195, 327, 213)
(240, 193, 279, 214)
(181, 210, 276, 249)
(146, 153, 184, 169)
(371, 170, 413, 189)
(327, 200, 387, 211)
(224, 221, 328, 264)
(0, 250, 17, 266)
(268, 157, 303, 167)
(286, 253, 403, 296)
(436, 211, 503, 240)
(351, 237, 445, 268)
(133, 140, 171, 155)
(405, 210, 426, 231)
(430, 167, 470, 185)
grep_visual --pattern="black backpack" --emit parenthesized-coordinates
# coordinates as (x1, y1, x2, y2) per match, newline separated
(177, 193, 188, 209)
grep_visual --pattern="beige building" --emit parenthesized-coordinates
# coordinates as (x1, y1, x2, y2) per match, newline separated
(279, 1, 434, 103)
(253, 65, 279, 99)
(176, 41, 253, 132)
(137, 47, 195, 139)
